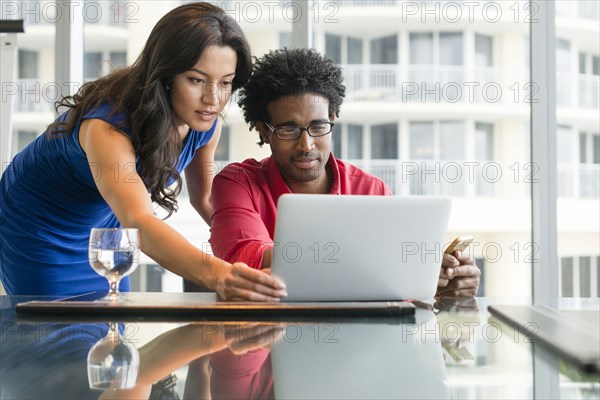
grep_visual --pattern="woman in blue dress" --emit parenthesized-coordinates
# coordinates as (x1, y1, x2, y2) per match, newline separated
(0, 2, 287, 301)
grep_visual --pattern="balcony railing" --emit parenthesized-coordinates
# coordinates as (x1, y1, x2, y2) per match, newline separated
(351, 160, 598, 199)
(558, 164, 600, 199)
(329, 0, 505, 9)
(12, 80, 56, 113)
(556, 0, 600, 21)
(12, 0, 129, 26)
(343, 64, 507, 104)
(578, 74, 600, 110)
(349, 159, 499, 197)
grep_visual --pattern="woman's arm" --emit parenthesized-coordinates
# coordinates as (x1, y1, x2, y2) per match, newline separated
(184, 120, 222, 226)
(79, 118, 286, 301)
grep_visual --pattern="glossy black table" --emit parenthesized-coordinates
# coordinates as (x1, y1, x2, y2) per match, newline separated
(1, 294, 598, 400)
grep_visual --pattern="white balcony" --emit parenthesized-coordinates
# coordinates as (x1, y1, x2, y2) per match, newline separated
(578, 74, 600, 110)
(343, 64, 509, 104)
(11, 0, 130, 27)
(349, 159, 499, 197)
(556, 0, 600, 21)
(347, 160, 598, 199)
(11, 79, 56, 113)
(558, 164, 600, 199)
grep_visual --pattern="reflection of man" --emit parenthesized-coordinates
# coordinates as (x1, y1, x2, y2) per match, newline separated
(209, 48, 480, 300)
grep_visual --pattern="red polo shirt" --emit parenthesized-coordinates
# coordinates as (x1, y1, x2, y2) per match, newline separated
(209, 153, 392, 268)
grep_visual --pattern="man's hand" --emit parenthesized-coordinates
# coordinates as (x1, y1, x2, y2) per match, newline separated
(215, 262, 288, 302)
(436, 251, 480, 297)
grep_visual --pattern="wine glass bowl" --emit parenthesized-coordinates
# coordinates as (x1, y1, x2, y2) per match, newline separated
(87, 322, 140, 390)
(88, 228, 140, 302)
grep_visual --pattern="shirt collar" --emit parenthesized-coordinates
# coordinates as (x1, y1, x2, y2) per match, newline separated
(266, 152, 341, 205)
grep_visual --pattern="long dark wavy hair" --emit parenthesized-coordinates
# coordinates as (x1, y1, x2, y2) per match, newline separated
(48, 2, 252, 217)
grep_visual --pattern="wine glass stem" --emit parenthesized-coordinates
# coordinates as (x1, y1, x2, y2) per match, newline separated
(109, 280, 119, 297)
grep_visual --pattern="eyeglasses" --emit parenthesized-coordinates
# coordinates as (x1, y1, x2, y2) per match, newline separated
(264, 121, 334, 140)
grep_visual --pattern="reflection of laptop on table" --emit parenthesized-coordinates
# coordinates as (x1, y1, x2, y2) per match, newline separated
(271, 309, 451, 399)
(271, 194, 452, 301)
(488, 304, 600, 373)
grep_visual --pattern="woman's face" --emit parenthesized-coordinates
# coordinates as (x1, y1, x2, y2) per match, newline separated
(170, 45, 237, 134)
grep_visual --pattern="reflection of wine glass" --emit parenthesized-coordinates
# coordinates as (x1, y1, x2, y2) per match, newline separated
(87, 322, 139, 390)
(88, 228, 139, 302)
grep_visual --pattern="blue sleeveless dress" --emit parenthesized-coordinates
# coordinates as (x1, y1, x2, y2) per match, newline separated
(0, 103, 216, 295)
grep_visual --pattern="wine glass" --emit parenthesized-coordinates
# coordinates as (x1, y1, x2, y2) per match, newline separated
(88, 228, 140, 302)
(87, 322, 140, 390)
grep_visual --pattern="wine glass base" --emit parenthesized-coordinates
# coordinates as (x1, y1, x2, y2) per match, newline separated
(94, 292, 133, 303)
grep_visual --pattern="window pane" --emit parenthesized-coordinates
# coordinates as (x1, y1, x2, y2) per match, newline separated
(214, 126, 230, 161)
(12, 131, 37, 155)
(347, 37, 363, 65)
(593, 134, 600, 164)
(279, 32, 292, 49)
(18, 50, 38, 79)
(370, 35, 397, 64)
(332, 124, 342, 158)
(371, 123, 397, 159)
(475, 34, 493, 67)
(475, 123, 494, 161)
(557, 126, 572, 164)
(593, 56, 599, 75)
(110, 51, 127, 69)
(325, 34, 342, 64)
(597, 256, 600, 296)
(440, 121, 465, 160)
(84, 52, 103, 80)
(561, 257, 574, 297)
(440, 32, 463, 66)
(347, 124, 363, 159)
(579, 52, 587, 74)
(579, 256, 591, 297)
(556, 39, 571, 106)
(409, 122, 434, 160)
(557, 126, 573, 197)
(579, 132, 587, 163)
(409, 33, 433, 64)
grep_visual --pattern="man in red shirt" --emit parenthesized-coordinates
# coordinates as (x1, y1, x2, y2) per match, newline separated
(209, 48, 480, 301)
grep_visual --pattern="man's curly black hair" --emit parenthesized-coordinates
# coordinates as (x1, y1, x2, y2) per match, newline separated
(237, 48, 346, 146)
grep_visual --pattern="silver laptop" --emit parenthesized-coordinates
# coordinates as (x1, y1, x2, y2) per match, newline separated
(271, 194, 452, 301)
(270, 309, 451, 399)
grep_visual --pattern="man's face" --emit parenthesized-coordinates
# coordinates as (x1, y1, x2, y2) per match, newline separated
(259, 93, 333, 191)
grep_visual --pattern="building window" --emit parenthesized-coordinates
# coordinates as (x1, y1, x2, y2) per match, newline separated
(560, 256, 600, 298)
(347, 124, 363, 159)
(439, 32, 463, 65)
(12, 130, 37, 154)
(332, 124, 342, 158)
(371, 123, 398, 159)
(110, 51, 127, 69)
(214, 125, 230, 161)
(475, 257, 485, 297)
(325, 34, 342, 64)
(440, 121, 465, 160)
(475, 34, 493, 67)
(370, 35, 397, 64)
(561, 257, 574, 297)
(410, 121, 434, 160)
(578, 131, 600, 197)
(347, 37, 363, 64)
(557, 125, 573, 197)
(556, 39, 571, 107)
(279, 32, 292, 49)
(85, 52, 103, 80)
(579, 256, 591, 297)
(475, 123, 494, 161)
(18, 49, 38, 79)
